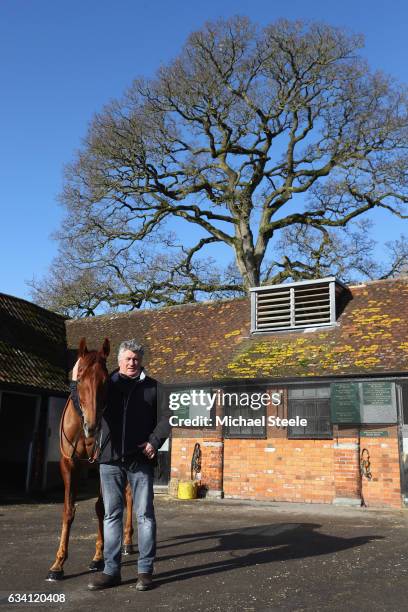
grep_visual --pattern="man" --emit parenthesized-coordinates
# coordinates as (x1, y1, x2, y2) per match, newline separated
(70, 339, 171, 591)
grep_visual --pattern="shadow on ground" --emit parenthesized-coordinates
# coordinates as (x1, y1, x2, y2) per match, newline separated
(0, 476, 100, 505)
(60, 521, 381, 585)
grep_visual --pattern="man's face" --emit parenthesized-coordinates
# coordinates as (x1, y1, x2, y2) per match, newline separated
(118, 350, 142, 378)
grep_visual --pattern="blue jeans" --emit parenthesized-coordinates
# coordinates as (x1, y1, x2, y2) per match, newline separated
(99, 462, 156, 576)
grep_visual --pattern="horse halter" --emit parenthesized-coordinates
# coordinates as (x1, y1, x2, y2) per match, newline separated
(61, 383, 107, 464)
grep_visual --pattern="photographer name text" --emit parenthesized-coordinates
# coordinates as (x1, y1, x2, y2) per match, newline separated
(169, 415, 308, 427)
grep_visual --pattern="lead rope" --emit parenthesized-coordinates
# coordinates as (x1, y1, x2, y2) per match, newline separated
(360, 448, 372, 480)
(191, 442, 202, 481)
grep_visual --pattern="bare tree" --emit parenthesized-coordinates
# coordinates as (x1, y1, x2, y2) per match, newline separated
(29, 239, 238, 316)
(266, 222, 408, 283)
(31, 17, 408, 315)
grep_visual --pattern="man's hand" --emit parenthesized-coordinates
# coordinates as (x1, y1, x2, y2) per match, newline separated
(72, 359, 81, 381)
(138, 442, 156, 459)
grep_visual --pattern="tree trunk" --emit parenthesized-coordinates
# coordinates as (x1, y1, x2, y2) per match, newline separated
(234, 218, 261, 290)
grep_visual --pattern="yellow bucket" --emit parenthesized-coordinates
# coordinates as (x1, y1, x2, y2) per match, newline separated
(177, 481, 197, 500)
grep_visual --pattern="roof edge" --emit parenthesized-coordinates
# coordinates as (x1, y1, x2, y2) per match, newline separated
(65, 294, 249, 324)
(0, 291, 68, 321)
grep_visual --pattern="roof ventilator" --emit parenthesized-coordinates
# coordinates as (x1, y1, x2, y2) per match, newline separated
(250, 277, 347, 334)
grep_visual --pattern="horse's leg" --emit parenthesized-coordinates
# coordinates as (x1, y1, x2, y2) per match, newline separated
(89, 485, 105, 571)
(46, 457, 78, 581)
(122, 481, 134, 555)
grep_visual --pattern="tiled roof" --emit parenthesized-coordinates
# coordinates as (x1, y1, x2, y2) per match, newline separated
(66, 298, 249, 384)
(223, 279, 408, 379)
(0, 293, 68, 392)
(65, 278, 408, 384)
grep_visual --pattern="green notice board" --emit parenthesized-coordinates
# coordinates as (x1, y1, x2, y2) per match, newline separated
(360, 430, 389, 437)
(330, 381, 397, 424)
(330, 382, 361, 423)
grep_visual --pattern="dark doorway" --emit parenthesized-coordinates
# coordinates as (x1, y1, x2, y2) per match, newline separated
(154, 439, 170, 485)
(0, 392, 39, 493)
(398, 382, 408, 502)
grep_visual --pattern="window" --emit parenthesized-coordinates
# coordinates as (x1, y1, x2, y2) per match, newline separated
(167, 388, 216, 427)
(223, 386, 267, 439)
(287, 386, 332, 439)
(250, 277, 347, 333)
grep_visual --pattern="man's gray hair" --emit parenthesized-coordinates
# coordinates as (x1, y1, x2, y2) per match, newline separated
(118, 339, 145, 362)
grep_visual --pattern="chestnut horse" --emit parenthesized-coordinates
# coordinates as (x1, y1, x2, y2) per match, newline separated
(46, 338, 134, 581)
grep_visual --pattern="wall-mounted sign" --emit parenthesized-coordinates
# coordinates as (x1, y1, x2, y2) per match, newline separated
(360, 430, 389, 438)
(360, 382, 397, 423)
(330, 383, 360, 423)
(362, 382, 392, 405)
(330, 382, 397, 424)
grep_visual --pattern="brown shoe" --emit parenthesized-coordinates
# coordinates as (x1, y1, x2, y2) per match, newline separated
(88, 572, 121, 590)
(136, 573, 153, 591)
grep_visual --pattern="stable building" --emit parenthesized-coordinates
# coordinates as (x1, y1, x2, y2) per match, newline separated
(65, 276, 408, 509)
(2, 277, 408, 507)
(0, 293, 68, 495)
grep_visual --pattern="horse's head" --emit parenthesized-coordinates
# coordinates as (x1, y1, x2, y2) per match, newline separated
(76, 337, 110, 447)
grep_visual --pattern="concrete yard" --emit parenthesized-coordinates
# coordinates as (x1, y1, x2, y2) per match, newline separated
(1, 491, 408, 611)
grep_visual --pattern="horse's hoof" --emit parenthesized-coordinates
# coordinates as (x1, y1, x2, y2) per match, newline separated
(45, 570, 64, 581)
(122, 544, 135, 555)
(89, 560, 105, 571)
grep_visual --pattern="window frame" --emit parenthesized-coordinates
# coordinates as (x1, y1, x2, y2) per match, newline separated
(287, 384, 333, 440)
(166, 386, 217, 430)
(222, 385, 268, 439)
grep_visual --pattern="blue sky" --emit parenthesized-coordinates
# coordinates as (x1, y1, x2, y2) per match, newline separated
(1, 0, 407, 300)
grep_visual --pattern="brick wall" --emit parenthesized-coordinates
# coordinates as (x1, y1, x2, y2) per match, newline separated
(169, 426, 402, 508)
(358, 427, 402, 508)
(333, 429, 361, 502)
(168, 387, 403, 508)
(170, 437, 224, 495)
(223, 438, 334, 503)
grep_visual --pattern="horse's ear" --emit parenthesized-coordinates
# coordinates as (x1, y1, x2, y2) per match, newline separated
(78, 337, 88, 357)
(101, 338, 110, 358)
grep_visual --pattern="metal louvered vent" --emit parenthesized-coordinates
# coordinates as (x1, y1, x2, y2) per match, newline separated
(250, 277, 346, 333)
